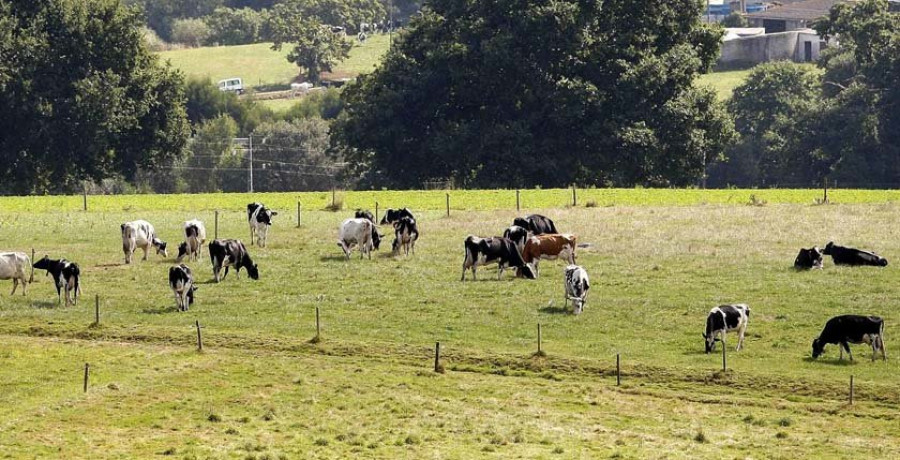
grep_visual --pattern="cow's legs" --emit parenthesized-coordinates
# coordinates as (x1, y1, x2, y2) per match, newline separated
(841, 342, 853, 361)
(10, 279, 18, 296)
(736, 324, 746, 351)
(21, 278, 27, 296)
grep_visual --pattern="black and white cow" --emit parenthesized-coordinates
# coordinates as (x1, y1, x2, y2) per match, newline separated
(502, 225, 529, 254)
(208, 239, 259, 283)
(461, 236, 536, 281)
(168, 264, 197, 311)
(794, 247, 824, 269)
(33, 256, 81, 307)
(564, 265, 590, 314)
(0, 251, 30, 296)
(338, 218, 380, 259)
(391, 216, 419, 256)
(355, 209, 375, 223)
(512, 214, 558, 235)
(380, 208, 415, 225)
(702, 304, 750, 353)
(248, 202, 278, 248)
(812, 315, 886, 361)
(121, 220, 167, 264)
(176, 219, 207, 263)
(823, 242, 888, 267)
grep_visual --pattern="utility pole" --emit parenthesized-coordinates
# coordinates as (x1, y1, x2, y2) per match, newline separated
(249, 135, 254, 193)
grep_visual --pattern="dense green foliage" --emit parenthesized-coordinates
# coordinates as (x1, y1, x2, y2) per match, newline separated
(269, 3, 354, 84)
(0, 0, 189, 195)
(335, 0, 733, 189)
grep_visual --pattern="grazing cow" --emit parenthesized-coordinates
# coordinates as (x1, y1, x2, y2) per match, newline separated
(794, 247, 824, 270)
(355, 209, 375, 223)
(380, 208, 415, 225)
(176, 219, 207, 263)
(461, 236, 536, 281)
(391, 216, 419, 256)
(338, 218, 380, 259)
(208, 239, 259, 283)
(168, 264, 197, 311)
(32, 256, 81, 307)
(121, 220, 167, 264)
(512, 214, 558, 235)
(0, 252, 30, 296)
(520, 234, 577, 276)
(823, 242, 888, 267)
(812, 315, 886, 362)
(564, 265, 590, 314)
(702, 304, 750, 353)
(248, 202, 278, 248)
(502, 225, 529, 254)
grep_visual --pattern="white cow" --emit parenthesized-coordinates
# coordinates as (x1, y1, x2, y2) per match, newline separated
(0, 252, 31, 295)
(176, 219, 207, 262)
(337, 218, 379, 260)
(121, 220, 168, 264)
(563, 265, 590, 314)
(248, 203, 277, 248)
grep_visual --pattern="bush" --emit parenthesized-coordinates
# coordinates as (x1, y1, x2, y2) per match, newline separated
(140, 27, 170, 52)
(171, 18, 211, 47)
(204, 7, 264, 45)
(721, 12, 748, 28)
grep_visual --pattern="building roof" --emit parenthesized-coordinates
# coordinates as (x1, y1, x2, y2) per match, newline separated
(746, 0, 853, 21)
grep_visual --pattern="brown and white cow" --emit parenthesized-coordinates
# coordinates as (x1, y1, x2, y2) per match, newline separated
(520, 234, 576, 277)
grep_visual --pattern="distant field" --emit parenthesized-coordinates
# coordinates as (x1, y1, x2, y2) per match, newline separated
(3, 190, 900, 457)
(697, 68, 752, 101)
(158, 34, 390, 89)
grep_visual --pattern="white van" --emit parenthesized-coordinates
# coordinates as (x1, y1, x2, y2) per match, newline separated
(217, 78, 243, 94)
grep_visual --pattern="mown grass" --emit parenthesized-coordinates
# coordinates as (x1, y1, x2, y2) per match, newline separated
(2, 192, 900, 456)
(157, 34, 390, 88)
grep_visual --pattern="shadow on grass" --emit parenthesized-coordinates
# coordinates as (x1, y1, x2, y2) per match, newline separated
(142, 305, 180, 315)
(319, 255, 349, 262)
(801, 356, 856, 366)
(31, 300, 59, 309)
(538, 305, 570, 315)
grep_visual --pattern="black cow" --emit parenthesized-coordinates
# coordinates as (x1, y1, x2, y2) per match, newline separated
(33, 256, 81, 307)
(392, 216, 419, 256)
(380, 208, 415, 225)
(168, 264, 197, 311)
(702, 304, 750, 353)
(502, 225, 529, 254)
(248, 202, 278, 247)
(812, 315, 886, 361)
(512, 214, 558, 235)
(794, 247, 824, 269)
(355, 209, 375, 223)
(461, 236, 536, 281)
(823, 242, 887, 267)
(208, 239, 259, 283)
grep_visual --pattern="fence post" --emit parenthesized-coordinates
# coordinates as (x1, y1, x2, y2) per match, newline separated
(83, 363, 89, 393)
(316, 306, 321, 340)
(572, 185, 577, 207)
(214, 210, 219, 240)
(537, 323, 543, 355)
(94, 295, 99, 325)
(30, 248, 34, 283)
(82, 187, 87, 212)
(332, 187, 336, 207)
(616, 353, 621, 386)
(516, 190, 520, 212)
(849, 375, 854, 405)
(446, 193, 450, 217)
(196, 320, 203, 352)
(434, 342, 444, 373)
(824, 177, 828, 204)
(375, 201, 379, 223)
(297, 201, 302, 228)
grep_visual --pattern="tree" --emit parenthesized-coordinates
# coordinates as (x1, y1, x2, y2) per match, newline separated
(184, 115, 239, 192)
(184, 77, 272, 135)
(250, 119, 337, 191)
(721, 12, 748, 28)
(0, 0, 189, 195)
(125, 0, 223, 40)
(269, 15, 351, 84)
(333, 0, 732, 188)
(204, 7, 265, 45)
(171, 18, 211, 47)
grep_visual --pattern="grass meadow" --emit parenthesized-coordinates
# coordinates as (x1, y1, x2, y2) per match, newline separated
(1, 189, 900, 458)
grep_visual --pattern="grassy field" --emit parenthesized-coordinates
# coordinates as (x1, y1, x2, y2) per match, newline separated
(697, 68, 752, 101)
(2, 190, 900, 457)
(158, 34, 390, 89)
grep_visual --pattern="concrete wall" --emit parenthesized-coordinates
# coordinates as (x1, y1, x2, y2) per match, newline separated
(719, 30, 824, 67)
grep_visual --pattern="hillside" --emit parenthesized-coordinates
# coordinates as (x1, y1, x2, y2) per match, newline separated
(158, 34, 391, 89)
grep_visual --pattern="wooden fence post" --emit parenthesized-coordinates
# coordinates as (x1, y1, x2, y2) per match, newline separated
(824, 177, 829, 204)
(82, 188, 87, 211)
(297, 201, 302, 228)
(537, 324, 543, 355)
(196, 320, 203, 352)
(572, 185, 577, 207)
(850, 375, 854, 405)
(375, 201, 379, 223)
(94, 295, 99, 325)
(332, 187, 336, 207)
(434, 341, 443, 373)
(722, 336, 727, 372)
(30, 248, 34, 283)
(446, 193, 450, 217)
(83, 363, 89, 392)
(516, 190, 520, 211)
(316, 306, 321, 340)
(214, 210, 219, 240)
(616, 353, 621, 386)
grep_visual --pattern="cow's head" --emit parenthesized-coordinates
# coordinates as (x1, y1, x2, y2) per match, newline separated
(33, 255, 52, 271)
(247, 263, 260, 280)
(823, 242, 835, 255)
(176, 242, 189, 263)
(355, 209, 375, 223)
(187, 285, 198, 305)
(702, 332, 716, 354)
(380, 209, 397, 225)
(513, 217, 530, 231)
(811, 338, 825, 359)
(572, 297, 585, 315)
(153, 239, 168, 257)
(518, 263, 537, 280)
(371, 229, 382, 250)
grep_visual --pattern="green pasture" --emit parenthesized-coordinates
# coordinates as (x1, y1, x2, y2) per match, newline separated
(1, 190, 900, 457)
(158, 34, 390, 89)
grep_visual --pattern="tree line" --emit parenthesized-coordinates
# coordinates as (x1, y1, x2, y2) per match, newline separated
(2, 0, 899, 195)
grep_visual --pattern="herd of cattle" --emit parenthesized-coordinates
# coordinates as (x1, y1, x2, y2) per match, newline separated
(0, 203, 892, 362)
